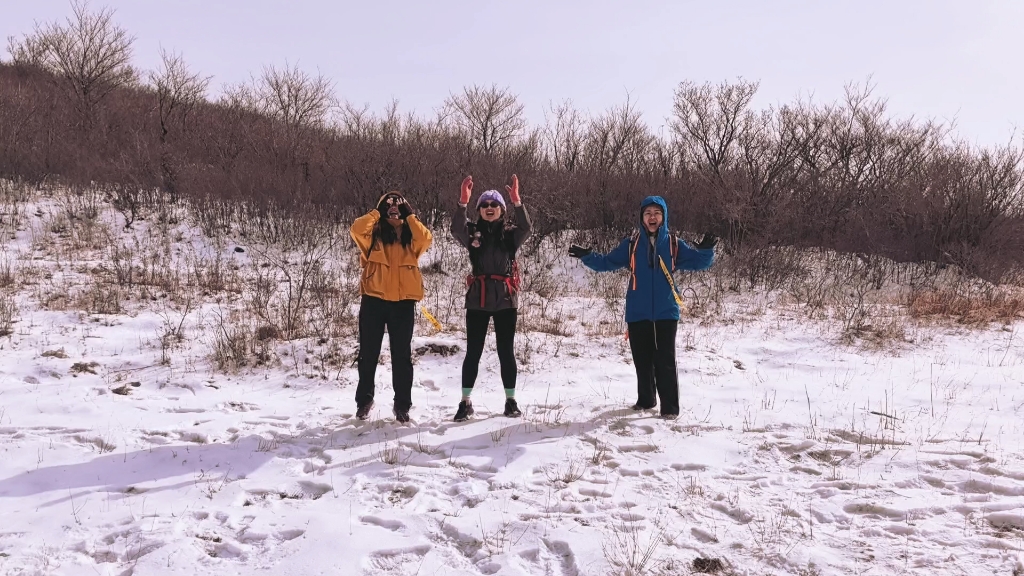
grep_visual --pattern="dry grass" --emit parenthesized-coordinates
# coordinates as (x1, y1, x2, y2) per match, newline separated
(909, 288, 1024, 324)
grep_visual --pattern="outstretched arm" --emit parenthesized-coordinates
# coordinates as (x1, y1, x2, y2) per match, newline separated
(674, 237, 714, 271)
(581, 237, 632, 272)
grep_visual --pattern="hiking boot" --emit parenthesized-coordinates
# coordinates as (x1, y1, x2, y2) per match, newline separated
(454, 400, 474, 422)
(394, 407, 411, 424)
(503, 398, 522, 418)
(356, 402, 374, 420)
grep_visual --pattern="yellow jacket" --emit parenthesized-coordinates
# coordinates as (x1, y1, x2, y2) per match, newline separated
(350, 210, 432, 301)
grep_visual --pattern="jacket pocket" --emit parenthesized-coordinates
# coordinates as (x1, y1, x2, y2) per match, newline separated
(361, 262, 388, 298)
(398, 265, 424, 301)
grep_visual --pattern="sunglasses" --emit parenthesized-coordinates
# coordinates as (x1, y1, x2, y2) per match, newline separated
(479, 201, 502, 209)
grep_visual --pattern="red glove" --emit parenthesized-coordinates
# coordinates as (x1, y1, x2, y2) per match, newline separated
(460, 176, 473, 205)
(505, 174, 520, 205)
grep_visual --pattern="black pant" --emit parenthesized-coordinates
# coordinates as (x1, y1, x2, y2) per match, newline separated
(462, 308, 518, 391)
(627, 320, 679, 415)
(356, 295, 415, 411)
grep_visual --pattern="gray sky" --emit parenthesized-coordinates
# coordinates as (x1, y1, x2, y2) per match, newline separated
(4, 0, 1022, 146)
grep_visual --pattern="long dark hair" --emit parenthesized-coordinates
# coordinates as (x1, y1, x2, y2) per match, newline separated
(369, 191, 414, 253)
(373, 219, 413, 250)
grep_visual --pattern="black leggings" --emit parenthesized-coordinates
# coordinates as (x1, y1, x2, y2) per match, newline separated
(356, 295, 415, 411)
(462, 308, 518, 390)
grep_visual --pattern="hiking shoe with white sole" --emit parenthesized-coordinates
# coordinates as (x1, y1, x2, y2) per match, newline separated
(503, 398, 522, 418)
(454, 400, 474, 422)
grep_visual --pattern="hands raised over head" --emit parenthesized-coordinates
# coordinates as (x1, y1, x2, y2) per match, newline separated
(460, 176, 473, 205)
(505, 174, 520, 205)
(398, 198, 414, 219)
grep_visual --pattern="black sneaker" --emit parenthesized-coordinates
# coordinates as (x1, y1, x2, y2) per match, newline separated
(503, 398, 522, 418)
(394, 407, 411, 424)
(631, 402, 656, 411)
(356, 402, 374, 420)
(660, 413, 679, 420)
(454, 400, 474, 422)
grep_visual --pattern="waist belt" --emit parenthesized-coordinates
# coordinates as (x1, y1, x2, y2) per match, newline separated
(466, 274, 516, 307)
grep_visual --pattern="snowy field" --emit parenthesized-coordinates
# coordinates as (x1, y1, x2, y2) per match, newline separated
(1, 187, 1023, 575)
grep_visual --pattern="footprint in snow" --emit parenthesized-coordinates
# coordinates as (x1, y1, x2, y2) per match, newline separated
(363, 544, 431, 575)
(360, 515, 405, 532)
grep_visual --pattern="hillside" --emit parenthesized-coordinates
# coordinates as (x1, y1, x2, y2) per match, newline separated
(0, 184, 1022, 575)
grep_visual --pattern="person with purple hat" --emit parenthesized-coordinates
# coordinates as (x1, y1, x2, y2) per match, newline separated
(450, 174, 533, 421)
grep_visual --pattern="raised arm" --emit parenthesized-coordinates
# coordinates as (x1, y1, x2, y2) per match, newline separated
(451, 175, 474, 247)
(511, 203, 533, 250)
(503, 174, 533, 250)
(350, 210, 380, 255)
(406, 215, 433, 257)
(451, 204, 471, 247)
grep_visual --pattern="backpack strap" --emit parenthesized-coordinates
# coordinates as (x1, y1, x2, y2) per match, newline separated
(628, 229, 641, 291)
(670, 233, 679, 271)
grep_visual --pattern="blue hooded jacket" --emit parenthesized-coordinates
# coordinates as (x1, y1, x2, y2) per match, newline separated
(580, 196, 714, 323)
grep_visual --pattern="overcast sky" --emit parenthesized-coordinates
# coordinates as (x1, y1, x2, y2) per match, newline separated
(3, 0, 1022, 146)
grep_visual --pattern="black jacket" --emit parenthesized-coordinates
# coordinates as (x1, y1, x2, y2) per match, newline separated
(451, 203, 533, 311)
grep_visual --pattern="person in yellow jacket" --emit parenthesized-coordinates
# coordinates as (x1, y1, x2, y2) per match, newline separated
(350, 191, 432, 423)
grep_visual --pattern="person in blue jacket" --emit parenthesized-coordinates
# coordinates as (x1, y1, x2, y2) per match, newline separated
(568, 196, 717, 419)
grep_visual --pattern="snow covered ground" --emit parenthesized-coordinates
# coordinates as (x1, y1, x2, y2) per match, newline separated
(1, 188, 1023, 575)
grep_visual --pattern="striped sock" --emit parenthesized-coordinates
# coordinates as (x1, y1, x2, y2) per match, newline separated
(461, 388, 473, 400)
(504, 388, 515, 399)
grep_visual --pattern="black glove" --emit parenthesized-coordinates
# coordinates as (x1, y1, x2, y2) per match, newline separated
(397, 198, 413, 219)
(568, 244, 592, 259)
(695, 233, 718, 250)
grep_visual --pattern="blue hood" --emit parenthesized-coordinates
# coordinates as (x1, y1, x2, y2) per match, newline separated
(639, 196, 669, 240)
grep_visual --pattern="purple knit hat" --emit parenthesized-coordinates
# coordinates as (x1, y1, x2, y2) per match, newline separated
(476, 190, 506, 210)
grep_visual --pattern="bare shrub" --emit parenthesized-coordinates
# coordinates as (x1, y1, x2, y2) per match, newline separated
(0, 259, 14, 289)
(909, 287, 1024, 324)
(602, 519, 666, 576)
(544, 453, 587, 484)
(75, 283, 124, 315)
(0, 292, 17, 336)
(212, 310, 252, 371)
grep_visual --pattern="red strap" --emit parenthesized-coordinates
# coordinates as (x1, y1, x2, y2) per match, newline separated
(469, 274, 514, 307)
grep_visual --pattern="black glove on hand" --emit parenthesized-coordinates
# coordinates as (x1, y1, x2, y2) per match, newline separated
(397, 198, 413, 219)
(695, 233, 719, 250)
(568, 244, 592, 259)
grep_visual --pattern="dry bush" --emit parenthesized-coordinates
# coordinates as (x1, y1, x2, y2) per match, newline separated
(602, 519, 666, 576)
(909, 287, 1024, 324)
(74, 282, 124, 315)
(211, 309, 254, 371)
(0, 259, 15, 289)
(0, 292, 18, 336)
